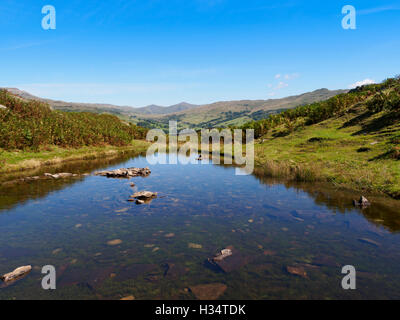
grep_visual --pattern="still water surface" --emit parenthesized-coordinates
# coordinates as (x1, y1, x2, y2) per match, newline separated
(1, 153, 400, 299)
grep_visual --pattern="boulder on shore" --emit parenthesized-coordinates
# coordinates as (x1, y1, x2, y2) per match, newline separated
(1, 265, 32, 282)
(95, 167, 151, 178)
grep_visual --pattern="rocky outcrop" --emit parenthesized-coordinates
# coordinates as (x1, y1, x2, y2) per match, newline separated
(1, 265, 32, 282)
(95, 167, 151, 178)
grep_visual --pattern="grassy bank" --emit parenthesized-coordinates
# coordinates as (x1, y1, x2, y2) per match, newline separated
(0, 140, 150, 174)
(248, 78, 400, 199)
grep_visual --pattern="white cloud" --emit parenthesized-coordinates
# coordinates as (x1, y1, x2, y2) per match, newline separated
(276, 81, 288, 89)
(348, 78, 376, 89)
(284, 73, 300, 80)
(268, 73, 299, 96)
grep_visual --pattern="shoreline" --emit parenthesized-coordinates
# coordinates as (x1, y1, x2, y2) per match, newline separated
(1, 139, 399, 200)
(0, 140, 150, 176)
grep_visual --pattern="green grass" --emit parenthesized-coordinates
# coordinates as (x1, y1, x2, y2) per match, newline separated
(0, 140, 150, 174)
(253, 106, 400, 198)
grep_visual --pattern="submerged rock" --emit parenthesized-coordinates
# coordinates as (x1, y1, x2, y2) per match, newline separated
(188, 243, 203, 249)
(1, 265, 32, 283)
(286, 266, 308, 279)
(207, 246, 249, 273)
(107, 239, 122, 246)
(353, 196, 371, 207)
(190, 283, 227, 300)
(95, 167, 151, 178)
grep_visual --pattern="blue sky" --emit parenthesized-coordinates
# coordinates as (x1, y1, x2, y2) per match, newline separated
(0, 0, 399, 107)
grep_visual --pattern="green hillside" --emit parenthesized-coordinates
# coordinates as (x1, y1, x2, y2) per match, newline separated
(0, 89, 148, 151)
(244, 77, 400, 198)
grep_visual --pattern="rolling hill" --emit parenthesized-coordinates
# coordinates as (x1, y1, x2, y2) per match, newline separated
(3, 87, 347, 129)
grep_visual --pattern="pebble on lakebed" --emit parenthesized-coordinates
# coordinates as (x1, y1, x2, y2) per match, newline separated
(188, 243, 203, 249)
(107, 239, 123, 246)
(189, 283, 227, 300)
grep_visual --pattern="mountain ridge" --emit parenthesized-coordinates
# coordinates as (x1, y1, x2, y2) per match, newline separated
(2, 87, 348, 129)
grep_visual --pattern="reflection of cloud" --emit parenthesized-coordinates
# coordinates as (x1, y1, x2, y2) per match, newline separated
(348, 79, 376, 89)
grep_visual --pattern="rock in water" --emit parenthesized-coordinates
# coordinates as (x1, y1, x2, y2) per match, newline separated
(207, 246, 249, 273)
(95, 167, 151, 178)
(44, 173, 74, 179)
(1, 265, 32, 282)
(190, 283, 227, 300)
(286, 266, 308, 279)
(131, 191, 158, 200)
(353, 196, 371, 207)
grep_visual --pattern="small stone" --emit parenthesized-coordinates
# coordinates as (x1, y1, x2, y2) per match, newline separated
(286, 266, 308, 279)
(190, 283, 227, 300)
(107, 239, 122, 246)
(165, 233, 175, 238)
(188, 243, 203, 249)
(75, 224, 82, 228)
(120, 295, 135, 300)
(152, 247, 160, 252)
(52, 248, 62, 255)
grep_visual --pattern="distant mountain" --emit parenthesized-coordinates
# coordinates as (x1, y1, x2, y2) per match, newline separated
(138, 88, 348, 129)
(132, 102, 199, 115)
(2, 87, 347, 129)
(1, 88, 199, 116)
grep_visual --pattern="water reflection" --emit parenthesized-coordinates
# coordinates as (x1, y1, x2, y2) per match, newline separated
(0, 153, 400, 299)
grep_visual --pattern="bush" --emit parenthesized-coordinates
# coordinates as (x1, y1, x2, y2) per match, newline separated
(0, 90, 148, 151)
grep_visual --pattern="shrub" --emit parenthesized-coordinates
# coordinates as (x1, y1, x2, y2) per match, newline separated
(0, 90, 148, 151)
